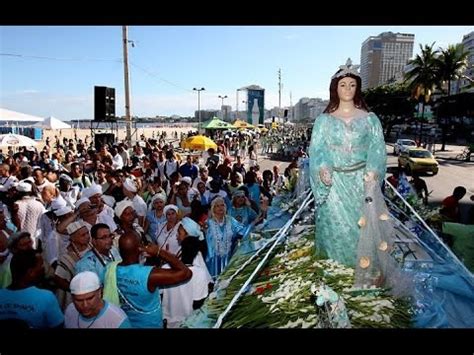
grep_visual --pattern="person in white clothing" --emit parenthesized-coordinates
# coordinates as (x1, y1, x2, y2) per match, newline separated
(155, 205, 181, 255)
(12, 181, 45, 249)
(65, 271, 131, 328)
(0, 164, 19, 192)
(122, 178, 147, 228)
(162, 231, 211, 328)
(110, 147, 124, 170)
(82, 184, 115, 219)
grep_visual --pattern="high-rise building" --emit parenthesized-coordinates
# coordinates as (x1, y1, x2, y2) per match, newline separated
(220, 105, 232, 121)
(460, 31, 474, 93)
(293, 98, 328, 122)
(360, 32, 415, 90)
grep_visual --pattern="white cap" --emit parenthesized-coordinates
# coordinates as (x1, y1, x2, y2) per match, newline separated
(82, 184, 102, 199)
(123, 178, 137, 193)
(54, 205, 73, 217)
(67, 220, 87, 235)
(59, 174, 73, 183)
(114, 199, 134, 218)
(16, 181, 33, 192)
(70, 271, 101, 295)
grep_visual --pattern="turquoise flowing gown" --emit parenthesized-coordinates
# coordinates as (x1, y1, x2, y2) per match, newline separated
(309, 112, 386, 266)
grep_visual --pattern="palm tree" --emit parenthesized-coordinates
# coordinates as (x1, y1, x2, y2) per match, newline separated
(434, 44, 469, 151)
(436, 44, 469, 96)
(404, 43, 440, 142)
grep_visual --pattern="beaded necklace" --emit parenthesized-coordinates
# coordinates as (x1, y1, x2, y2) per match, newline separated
(210, 216, 233, 257)
(77, 312, 99, 329)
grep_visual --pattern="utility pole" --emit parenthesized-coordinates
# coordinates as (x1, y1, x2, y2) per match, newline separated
(122, 26, 132, 145)
(289, 91, 293, 122)
(278, 68, 282, 118)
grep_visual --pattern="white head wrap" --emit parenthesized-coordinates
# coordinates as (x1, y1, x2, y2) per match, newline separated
(82, 184, 102, 198)
(150, 192, 167, 207)
(180, 217, 204, 241)
(114, 199, 134, 218)
(180, 176, 192, 186)
(49, 195, 67, 212)
(101, 195, 116, 208)
(75, 197, 90, 210)
(163, 204, 179, 216)
(123, 178, 138, 193)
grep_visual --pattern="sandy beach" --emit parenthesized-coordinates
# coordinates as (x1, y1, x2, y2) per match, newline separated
(40, 124, 198, 150)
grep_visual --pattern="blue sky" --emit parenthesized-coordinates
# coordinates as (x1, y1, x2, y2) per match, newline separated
(1, 26, 472, 120)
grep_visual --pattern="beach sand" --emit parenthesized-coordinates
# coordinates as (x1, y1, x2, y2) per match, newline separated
(40, 124, 198, 150)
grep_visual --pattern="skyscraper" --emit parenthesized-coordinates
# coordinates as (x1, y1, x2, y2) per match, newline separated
(360, 32, 415, 90)
(460, 31, 474, 93)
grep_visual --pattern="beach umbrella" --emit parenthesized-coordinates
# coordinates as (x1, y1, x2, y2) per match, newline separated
(233, 119, 255, 129)
(182, 135, 217, 151)
(0, 133, 38, 147)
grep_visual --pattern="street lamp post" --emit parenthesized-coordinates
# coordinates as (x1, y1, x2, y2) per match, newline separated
(193, 87, 205, 132)
(218, 95, 228, 120)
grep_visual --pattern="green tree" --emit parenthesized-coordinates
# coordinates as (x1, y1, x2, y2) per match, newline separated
(404, 43, 440, 141)
(363, 83, 417, 138)
(435, 44, 469, 96)
(434, 44, 469, 150)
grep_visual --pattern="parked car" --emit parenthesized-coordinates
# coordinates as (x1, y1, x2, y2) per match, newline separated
(393, 139, 417, 155)
(398, 148, 439, 175)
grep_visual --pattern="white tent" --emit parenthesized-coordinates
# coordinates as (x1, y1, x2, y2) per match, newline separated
(0, 108, 44, 122)
(32, 116, 71, 129)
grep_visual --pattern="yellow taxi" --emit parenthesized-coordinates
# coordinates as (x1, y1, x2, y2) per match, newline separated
(398, 148, 439, 175)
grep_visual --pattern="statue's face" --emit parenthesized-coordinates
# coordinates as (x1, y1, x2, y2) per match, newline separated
(337, 77, 357, 103)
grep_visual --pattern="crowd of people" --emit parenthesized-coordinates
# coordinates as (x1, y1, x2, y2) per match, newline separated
(0, 132, 295, 329)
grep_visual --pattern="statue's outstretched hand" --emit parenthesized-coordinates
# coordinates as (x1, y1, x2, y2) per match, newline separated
(319, 167, 332, 186)
(363, 171, 377, 182)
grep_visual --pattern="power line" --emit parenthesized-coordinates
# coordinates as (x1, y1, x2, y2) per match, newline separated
(130, 62, 193, 93)
(0, 52, 121, 63)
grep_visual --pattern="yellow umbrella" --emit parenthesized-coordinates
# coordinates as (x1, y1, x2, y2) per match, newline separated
(233, 119, 255, 129)
(182, 135, 217, 151)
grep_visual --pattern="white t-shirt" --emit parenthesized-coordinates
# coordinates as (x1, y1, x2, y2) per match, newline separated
(162, 253, 211, 328)
(112, 154, 124, 170)
(64, 300, 130, 328)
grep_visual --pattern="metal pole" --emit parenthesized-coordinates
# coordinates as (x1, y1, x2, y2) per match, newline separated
(236, 89, 239, 120)
(278, 68, 282, 118)
(198, 91, 201, 132)
(122, 26, 132, 145)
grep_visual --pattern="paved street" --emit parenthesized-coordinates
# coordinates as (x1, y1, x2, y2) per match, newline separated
(256, 143, 474, 223)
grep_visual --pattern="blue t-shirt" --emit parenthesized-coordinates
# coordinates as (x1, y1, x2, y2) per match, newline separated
(75, 247, 122, 284)
(116, 264, 163, 328)
(0, 286, 64, 328)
